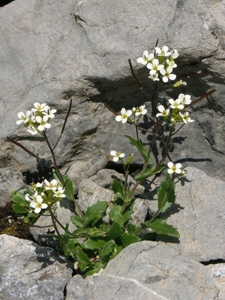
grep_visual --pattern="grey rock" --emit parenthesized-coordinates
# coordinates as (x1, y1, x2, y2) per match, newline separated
(0, 167, 24, 207)
(65, 241, 219, 300)
(206, 263, 225, 300)
(0, 0, 225, 179)
(0, 234, 72, 300)
(77, 178, 114, 212)
(165, 167, 225, 261)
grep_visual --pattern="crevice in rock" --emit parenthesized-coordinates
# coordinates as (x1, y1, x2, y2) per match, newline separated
(0, 0, 15, 7)
(200, 259, 225, 266)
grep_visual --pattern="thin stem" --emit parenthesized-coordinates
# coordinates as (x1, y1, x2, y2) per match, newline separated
(43, 131, 84, 219)
(48, 207, 61, 238)
(7, 137, 37, 158)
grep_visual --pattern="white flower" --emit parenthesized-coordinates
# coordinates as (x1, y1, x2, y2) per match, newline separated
(166, 59, 177, 69)
(36, 116, 51, 131)
(27, 124, 38, 135)
(30, 192, 48, 214)
(44, 179, 60, 191)
(155, 46, 171, 57)
(31, 102, 47, 113)
(16, 111, 31, 125)
(167, 162, 182, 174)
(110, 150, 125, 162)
(168, 99, 184, 110)
(179, 112, 194, 123)
(54, 187, 66, 198)
(178, 94, 192, 106)
(115, 108, 132, 124)
(137, 51, 154, 66)
(148, 73, 160, 81)
(156, 105, 170, 118)
(147, 58, 164, 75)
(171, 49, 179, 59)
(133, 105, 147, 116)
(160, 67, 176, 82)
(25, 194, 31, 201)
(43, 106, 57, 119)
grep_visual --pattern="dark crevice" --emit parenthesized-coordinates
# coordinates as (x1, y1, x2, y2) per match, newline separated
(0, 0, 16, 7)
(200, 259, 225, 266)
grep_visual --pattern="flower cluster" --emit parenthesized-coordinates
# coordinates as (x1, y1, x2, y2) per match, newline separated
(25, 179, 66, 214)
(16, 102, 57, 135)
(115, 105, 147, 124)
(137, 46, 178, 82)
(156, 93, 194, 125)
(110, 151, 125, 162)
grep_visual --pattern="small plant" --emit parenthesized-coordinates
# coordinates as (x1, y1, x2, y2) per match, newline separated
(10, 44, 215, 276)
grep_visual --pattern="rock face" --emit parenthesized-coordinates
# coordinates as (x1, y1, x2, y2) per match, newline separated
(0, 0, 225, 178)
(1, 0, 225, 299)
(0, 234, 72, 300)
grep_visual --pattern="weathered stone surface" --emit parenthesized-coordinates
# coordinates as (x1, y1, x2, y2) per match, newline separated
(165, 167, 225, 261)
(65, 241, 219, 300)
(0, 234, 72, 300)
(206, 263, 225, 300)
(0, 0, 225, 179)
(0, 167, 24, 207)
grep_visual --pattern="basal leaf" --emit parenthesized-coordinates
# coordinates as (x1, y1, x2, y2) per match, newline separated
(109, 222, 123, 239)
(145, 219, 180, 238)
(100, 240, 115, 258)
(12, 204, 28, 214)
(83, 237, 106, 250)
(109, 204, 124, 226)
(71, 215, 84, 228)
(135, 164, 165, 181)
(75, 246, 92, 269)
(120, 233, 141, 247)
(84, 201, 108, 226)
(11, 191, 29, 206)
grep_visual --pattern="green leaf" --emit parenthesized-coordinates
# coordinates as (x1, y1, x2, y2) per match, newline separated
(135, 164, 165, 181)
(120, 233, 141, 247)
(127, 223, 140, 234)
(75, 246, 92, 271)
(109, 204, 124, 226)
(85, 262, 103, 276)
(157, 173, 175, 212)
(71, 215, 84, 228)
(109, 222, 123, 239)
(100, 240, 115, 258)
(12, 204, 28, 214)
(125, 135, 151, 163)
(84, 201, 108, 227)
(145, 219, 180, 238)
(83, 237, 106, 250)
(11, 191, 29, 206)
(112, 178, 125, 198)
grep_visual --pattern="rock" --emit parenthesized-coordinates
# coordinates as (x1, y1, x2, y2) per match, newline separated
(0, 234, 72, 300)
(0, 0, 225, 179)
(77, 178, 114, 212)
(164, 167, 225, 261)
(0, 167, 24, 207)
(206, 263, 225, 300)
(65, 241, 219, 300)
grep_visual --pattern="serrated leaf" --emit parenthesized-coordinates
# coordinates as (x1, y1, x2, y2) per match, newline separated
(157, 173, 175, 212)
(120, 233, 141, 247)
(84, 201, 108, 227)
(100, 240, 115, 258)
(125, 135, 151, 163)
(135, 164, 165, 181)
(145, 219, 180, 238)
(83, 237, 106, 250)
(109, 222, 123, 239)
